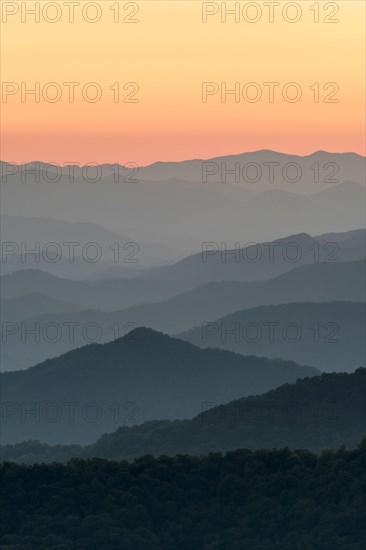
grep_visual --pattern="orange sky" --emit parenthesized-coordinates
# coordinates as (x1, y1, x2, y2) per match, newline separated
(1, 0, 365, 165)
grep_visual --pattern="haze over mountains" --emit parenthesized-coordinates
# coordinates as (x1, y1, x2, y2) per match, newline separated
(179, 301, 365, 373)
(0, 327, 318, 445)
(2, 152, 365, 251)
(2, 150, 365, 189)
(0, 150, 365, 464)
(1, 268, 185, 311)
(2, 368, 364, 464)
(1, 259, 364, 371)
(2, 0, 365, 540)
(66, 367, 366, 459)
(138, 151, 366, 188)
(2, 223, 364, 286)
(141, 229, 366, 285)
(0, 293, 83, 322)
(1, 215, 189, 277)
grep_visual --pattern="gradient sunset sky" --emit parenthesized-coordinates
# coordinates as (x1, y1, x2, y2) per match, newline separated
(1, 0, 365, 165)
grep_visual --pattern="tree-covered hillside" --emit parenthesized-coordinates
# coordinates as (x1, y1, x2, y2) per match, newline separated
(1, 328, 318, 445)
(2, 369, 365, 464)
(1, 442, 365, 549)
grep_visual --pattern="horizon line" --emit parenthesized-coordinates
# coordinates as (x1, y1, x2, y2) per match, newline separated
(1, 149, 365, 169)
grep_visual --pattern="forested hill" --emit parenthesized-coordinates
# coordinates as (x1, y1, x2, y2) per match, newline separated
(91, 367, 366, 459)
(1, 442, 365, 549)
(1, 327, 318, 445)
(2, 368, 365, 464)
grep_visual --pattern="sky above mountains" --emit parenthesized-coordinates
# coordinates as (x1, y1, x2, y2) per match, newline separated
(2, 1, 365, 164)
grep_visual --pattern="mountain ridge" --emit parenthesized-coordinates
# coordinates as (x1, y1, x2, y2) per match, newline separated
(1, 327, 319, 445)
(2, 368, 364, 463)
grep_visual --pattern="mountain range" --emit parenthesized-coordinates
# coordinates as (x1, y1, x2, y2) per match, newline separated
(0, 293, 83, 322)
(179, 301, 365, 372)
(2, 152, 365, 251)
(0, 268, 185, 311)
(2, 151, 365, 189)
(0, 328, 318, 445)
(2, 368, 364, 463)
(2, 259, 364, 371)
(141, 229, 366, 285)
(1, 215, 190, 277)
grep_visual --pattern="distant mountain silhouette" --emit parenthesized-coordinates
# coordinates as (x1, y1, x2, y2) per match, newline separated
(1, 268, 186, 310)
(0, 293, 83, 322)
(85, 265, 147, 281)
(137, 151, 366, 189)
(2, 368, 364, 463)
(5, 151, 363, 189)
(226, 182, 365, 247)
(2, 153, 365, 251)
(318, 228, 366, 246)
(0, 253, 147, 281)
(91, 367, 366, 459)
(140, 229, 365, 286)
(88, 369, 366, 458)
(179, 301, 365, 372)
(1, 215, 187, 276)
(1, 328, 318, 445)
(2, 260, 364, 371)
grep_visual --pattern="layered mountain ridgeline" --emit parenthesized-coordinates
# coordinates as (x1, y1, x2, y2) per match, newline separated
(135, 259, 365, 335)
(2, 260, 365, 371)
(3, 152, 365, 187)
(2, 227, 364, 294)
(2, 223, 364, 288)
(0, 268, 186, 311)
(1, 443, 365, 550)
(0, 293, 84, 322)
(137, 150, 365, 187)
(2, 369, 364, 464)
(1, 215, 186, 273)
(141, 229, 366, 286)
(0, 328, 318, 445)
(179, 301, 366, 372)
(3, 155, 365, 252)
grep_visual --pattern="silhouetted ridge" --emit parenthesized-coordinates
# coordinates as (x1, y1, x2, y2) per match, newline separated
(179, 301, 366, 373)
(116, 326, 174, 344)
(2, 369, 364, 464)
(86, 367, 366, 458)
(1, 329, 318, 445)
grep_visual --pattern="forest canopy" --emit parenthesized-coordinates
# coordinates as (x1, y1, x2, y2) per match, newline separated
(1, 442, 366, 550)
